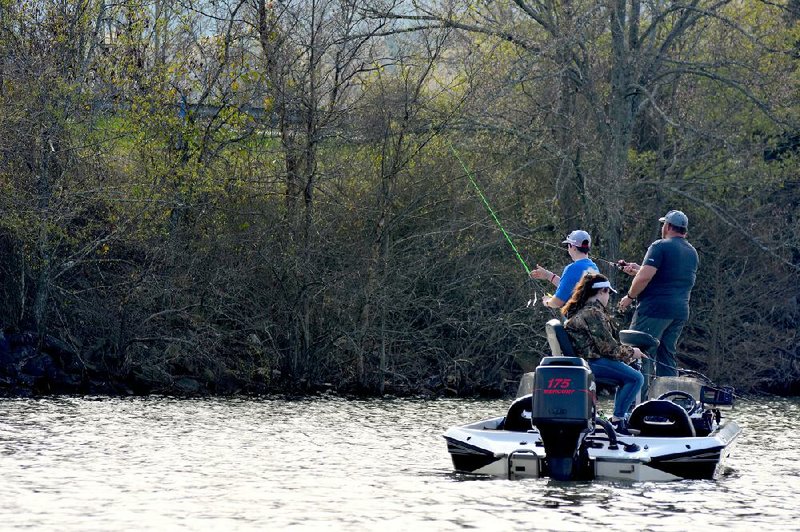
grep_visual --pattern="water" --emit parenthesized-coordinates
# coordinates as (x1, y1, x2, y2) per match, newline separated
(0, 396, 797, 531)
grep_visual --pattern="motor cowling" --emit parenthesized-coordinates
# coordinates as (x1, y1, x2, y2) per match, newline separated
(531, 356, 596, 480)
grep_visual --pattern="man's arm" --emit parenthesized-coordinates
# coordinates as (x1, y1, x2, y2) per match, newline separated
(619, 265, 657, 310)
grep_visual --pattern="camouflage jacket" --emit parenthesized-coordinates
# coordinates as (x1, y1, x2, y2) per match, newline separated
(564, 301, 634, 362)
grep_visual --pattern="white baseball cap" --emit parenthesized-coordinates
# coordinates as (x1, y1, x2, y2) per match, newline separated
(562, 230, 591, 249)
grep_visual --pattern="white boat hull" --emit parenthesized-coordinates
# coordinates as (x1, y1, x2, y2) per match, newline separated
(444, 416, 741, 482)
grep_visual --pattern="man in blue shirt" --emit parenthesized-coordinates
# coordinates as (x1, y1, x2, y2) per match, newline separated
(530, 230, 599, 309)
(618, 210, 698, 398)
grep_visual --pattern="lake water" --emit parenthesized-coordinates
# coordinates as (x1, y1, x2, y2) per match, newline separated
(0, 395, 798, 530)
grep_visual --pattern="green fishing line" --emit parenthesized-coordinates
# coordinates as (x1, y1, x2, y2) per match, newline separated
(450, 143, 531, 275)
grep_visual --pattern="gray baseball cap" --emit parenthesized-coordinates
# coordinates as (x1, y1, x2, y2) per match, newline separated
(659, 210, 689, 229)
(562, 230, 591, 248)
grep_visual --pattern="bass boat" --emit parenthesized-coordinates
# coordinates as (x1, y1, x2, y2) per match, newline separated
(443, 319, 741, 482)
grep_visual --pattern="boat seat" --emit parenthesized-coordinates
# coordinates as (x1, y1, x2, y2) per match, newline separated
(627, 400, 696, 437)
(503, 394, 533, 432)
(619, 330, 660, 351)
(545, 319, 575, 356)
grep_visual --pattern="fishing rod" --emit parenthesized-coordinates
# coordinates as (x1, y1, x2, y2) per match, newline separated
(517, 233, 629, 272)
(448, 143, 566, 321)
(449, 142, 532, 276)
(448, 149, 629, 277)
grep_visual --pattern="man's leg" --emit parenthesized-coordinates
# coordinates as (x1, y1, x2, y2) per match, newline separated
(655, 318, 686, 376)
(630, 312, 671, 399)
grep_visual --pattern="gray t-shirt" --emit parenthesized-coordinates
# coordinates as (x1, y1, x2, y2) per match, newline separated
(637, 237, 698, 319)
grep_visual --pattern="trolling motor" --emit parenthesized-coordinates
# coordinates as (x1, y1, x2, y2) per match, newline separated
(531, 356, 596, 480)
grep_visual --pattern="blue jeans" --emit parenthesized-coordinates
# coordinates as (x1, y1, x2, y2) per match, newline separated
(630, 312, 687, 398)
(588, 358, 644, 419)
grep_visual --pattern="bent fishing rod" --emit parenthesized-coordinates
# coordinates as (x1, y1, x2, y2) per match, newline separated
(450, 143, 625, 278)
(449, 141, 565, 317)
(449, 142, 531, 276)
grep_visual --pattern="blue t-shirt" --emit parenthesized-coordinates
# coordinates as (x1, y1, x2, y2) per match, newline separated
(554, 258, 599, 302)
(637, 237, 698, 319)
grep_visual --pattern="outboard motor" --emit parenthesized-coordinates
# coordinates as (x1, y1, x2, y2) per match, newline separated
(531, 356, 596, 480)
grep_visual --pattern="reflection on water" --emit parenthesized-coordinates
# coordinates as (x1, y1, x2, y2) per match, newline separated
(0, 396, 798, 530)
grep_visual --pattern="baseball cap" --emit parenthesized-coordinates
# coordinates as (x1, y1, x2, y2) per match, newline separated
(659, 210, 689, 229)
(562, 230, 591, 249)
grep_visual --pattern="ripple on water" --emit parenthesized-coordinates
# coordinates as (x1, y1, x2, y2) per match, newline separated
(0, 396, 798, 530)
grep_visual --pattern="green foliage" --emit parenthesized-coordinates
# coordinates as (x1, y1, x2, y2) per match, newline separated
(0, 0, 797, 396)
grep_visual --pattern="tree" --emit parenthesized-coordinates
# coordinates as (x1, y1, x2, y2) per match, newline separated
(372, 1, 797, 260)
(0, 0, 111, 334)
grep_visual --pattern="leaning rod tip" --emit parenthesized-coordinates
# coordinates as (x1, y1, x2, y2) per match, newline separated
(448, 141, 531, 276)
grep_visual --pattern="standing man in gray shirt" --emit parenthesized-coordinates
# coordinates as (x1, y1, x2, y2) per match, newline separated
(618, 210, 698, 398)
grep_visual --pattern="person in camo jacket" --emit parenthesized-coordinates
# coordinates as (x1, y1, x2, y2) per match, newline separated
(563, 272, 646, 430)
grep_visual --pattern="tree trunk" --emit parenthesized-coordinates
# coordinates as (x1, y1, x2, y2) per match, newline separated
(33, 127, 56, 334)
(551, 4, 585, 228)
(553, 74, 584, 228)
(598, 0, 641, 263)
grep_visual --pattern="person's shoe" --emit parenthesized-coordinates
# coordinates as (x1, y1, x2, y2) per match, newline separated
(611, 418, 631, 435)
